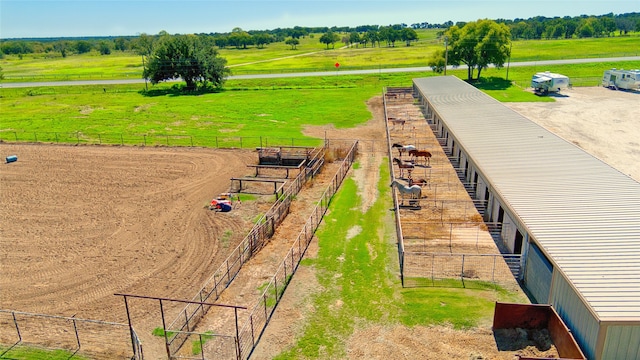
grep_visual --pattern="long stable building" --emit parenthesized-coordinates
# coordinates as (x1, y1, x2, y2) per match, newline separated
(413, 76, 640, 360)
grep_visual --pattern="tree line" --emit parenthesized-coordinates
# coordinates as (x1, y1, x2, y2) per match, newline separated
(2, 12, 638, 58)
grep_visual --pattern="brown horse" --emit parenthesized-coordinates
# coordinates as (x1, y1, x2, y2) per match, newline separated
(393, 157, 414, 178)
(408, 149, 432, 167)
(388, 117, 405, 130)
(408, 178, 428, 187)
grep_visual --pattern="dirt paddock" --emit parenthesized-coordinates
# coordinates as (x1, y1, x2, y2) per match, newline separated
(0, 86, 638, 359)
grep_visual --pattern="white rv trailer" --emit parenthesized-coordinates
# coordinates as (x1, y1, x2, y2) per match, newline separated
(602, 68, 640, 90)
(531, 72, 570, 95)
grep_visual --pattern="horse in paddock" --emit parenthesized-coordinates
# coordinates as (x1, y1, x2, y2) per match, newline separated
(390, 180, 422, 205)
(393, 157, 414, 178)
(408, 178, 428, 187)
(391, 143, 416, 158)
(408, 149, 432, 167)
(387, 117, 405, 130)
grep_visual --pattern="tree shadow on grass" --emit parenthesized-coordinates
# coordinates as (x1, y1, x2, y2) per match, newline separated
(469, 77, 512, 91)
(140, 84, 224, 97)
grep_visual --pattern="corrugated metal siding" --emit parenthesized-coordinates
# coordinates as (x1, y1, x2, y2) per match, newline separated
(525, 242, 553, 304)
(551, 273, 599, 360)
(603, 325, 640, 360)
(414, 76, 640, 323)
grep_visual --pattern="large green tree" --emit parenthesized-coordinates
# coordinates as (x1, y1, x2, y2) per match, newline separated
(445, 19, 511, 81)
(319, 31, 340, 49)
(401, 28, 418, 46)
(143, 34, 230, 91)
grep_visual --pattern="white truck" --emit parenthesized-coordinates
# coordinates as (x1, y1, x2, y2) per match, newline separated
(531, 72, 570, 95)
(602, 68, 640, 90)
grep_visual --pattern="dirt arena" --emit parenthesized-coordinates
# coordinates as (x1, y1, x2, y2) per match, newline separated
(0, 145, 273, 349)
(0, 86, 638, 359)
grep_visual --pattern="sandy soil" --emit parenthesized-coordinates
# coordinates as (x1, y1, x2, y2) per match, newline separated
(0, 144, 264, 356)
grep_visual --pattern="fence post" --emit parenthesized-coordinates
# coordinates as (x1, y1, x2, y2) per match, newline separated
(282, 256, 287, 285)
(190, 136, 193, 147)
(143, 134, 146, 146)
(250, 314, 255, 347)
(34, 132, 37, 142)
(215, 137, 218, 148)
(121, 133, 124, 145)
(55, 132, 59, 143)
(492, 256, 497, 284)
(76, 132, 80, 144)
(11, 312, 22, 342)
(98, 134, 102, 145)
(72, 316, 81, 350)
(263, 294, 268, 320)
(273, 276, 278, 302)
(14, 132, 18, 141)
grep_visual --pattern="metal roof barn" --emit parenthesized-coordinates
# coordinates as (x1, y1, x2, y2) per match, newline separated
(413, 76, 640, 360)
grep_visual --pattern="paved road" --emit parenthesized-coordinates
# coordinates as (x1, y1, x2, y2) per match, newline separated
(2, 56, 639, 88)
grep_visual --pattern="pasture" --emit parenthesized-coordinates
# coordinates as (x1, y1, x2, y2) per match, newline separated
(1, 29, 638, 80)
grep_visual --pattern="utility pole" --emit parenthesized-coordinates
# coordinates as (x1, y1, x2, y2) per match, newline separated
(506, 41, 512, 81)
(444, 36, 448, 76)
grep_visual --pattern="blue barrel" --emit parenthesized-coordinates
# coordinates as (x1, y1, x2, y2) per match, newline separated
(5, 155, 17, 163)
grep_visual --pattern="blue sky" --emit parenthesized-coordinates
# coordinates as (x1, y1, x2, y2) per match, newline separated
(1, 0, 638, 39)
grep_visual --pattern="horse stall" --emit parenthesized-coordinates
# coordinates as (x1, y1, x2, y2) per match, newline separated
(255, 146, 326, 179)
(257, 146, 314, 167)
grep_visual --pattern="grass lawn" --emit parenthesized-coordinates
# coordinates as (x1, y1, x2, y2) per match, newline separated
(0, 346, 88, 360)
(0, 82, 379, 145)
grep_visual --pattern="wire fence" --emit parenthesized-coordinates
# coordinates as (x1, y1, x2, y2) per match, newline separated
(0, 310, 142, 360)
(164, 144, 326, 357)
(402, 252, 522, 290)
(0, 131, 322, 149)
(237, 140, 358, 359)
(160, 140, 356, 359)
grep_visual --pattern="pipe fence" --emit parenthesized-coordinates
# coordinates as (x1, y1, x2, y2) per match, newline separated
(237, 140, 358, 359)
(0, 310, 142, 360)
(164, 143, 329, 357)
(158, 140, 356, 359)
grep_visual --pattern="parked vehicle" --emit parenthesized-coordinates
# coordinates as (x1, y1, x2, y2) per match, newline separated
(531, 72, 570, 95)
(602, 68, 640, 90)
